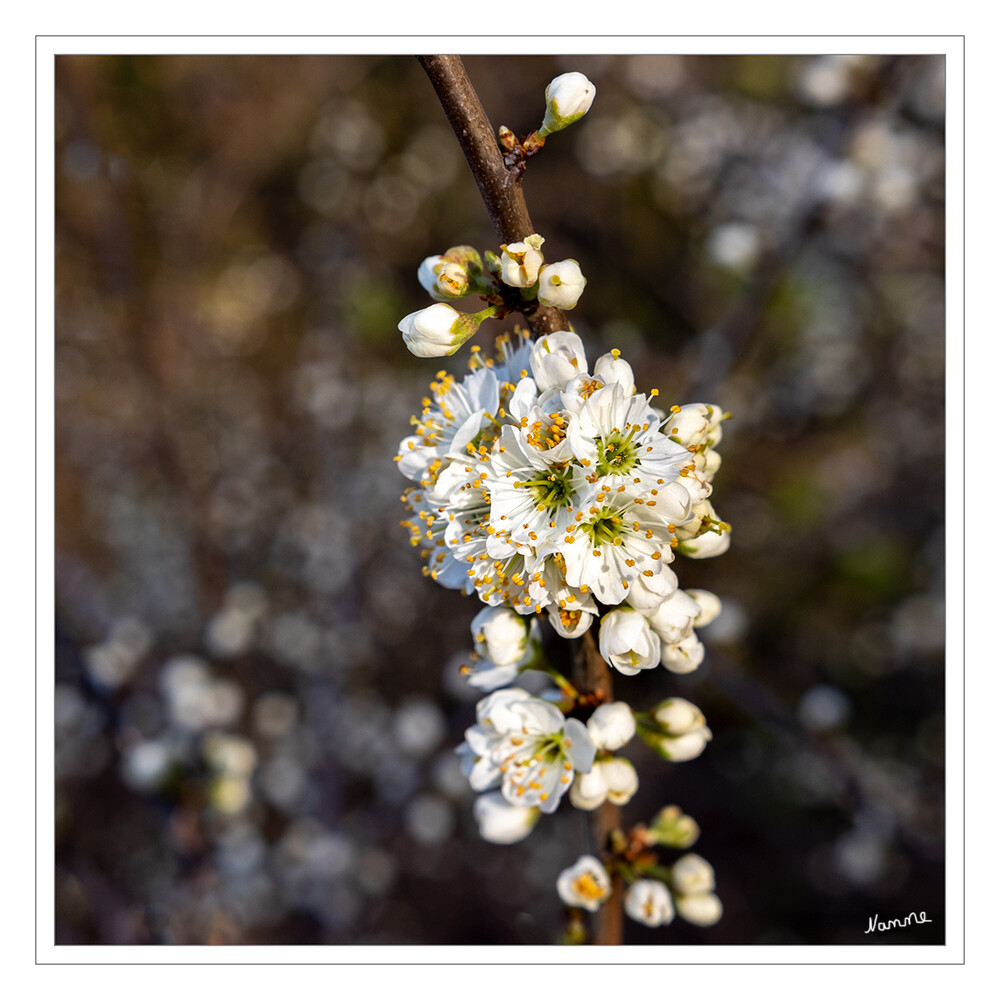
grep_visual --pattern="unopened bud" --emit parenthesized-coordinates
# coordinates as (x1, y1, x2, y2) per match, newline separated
(539, 72, 596, 138)
(500, 234, 545, 288)
(537, 259, 587, 309)
(399, 303, 488, 358)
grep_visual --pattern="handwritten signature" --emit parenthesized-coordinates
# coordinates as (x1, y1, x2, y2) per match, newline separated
(866, 911, 932, 934)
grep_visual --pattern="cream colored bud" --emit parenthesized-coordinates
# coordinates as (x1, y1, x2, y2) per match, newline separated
(539, 72, 596, 137)
(537, 260, 587, 309)
(500, 235, 545, 287)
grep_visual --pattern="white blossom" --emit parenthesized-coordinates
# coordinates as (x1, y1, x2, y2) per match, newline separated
(646, 588, 701, 645)
(678, 524, 732, 558)
(529, 329, 589, 391)
(660, 632, 706, 675)
(458, 687, 595, 813)
(687, 589, 723, 628)
(537, 260, 587, 309)
(586, 701, 636, 751)
(548, 605, 595, 639)
(625, 880, 675, 927)
(500, 234, 545, 287)
(471, 606, 539, 667)
(599, 608, 660, 675)
(473, 791, 539, 844)
(592, 349, 635, 396)
(569, 756, 638, 810)
(556, 854, 611, 911)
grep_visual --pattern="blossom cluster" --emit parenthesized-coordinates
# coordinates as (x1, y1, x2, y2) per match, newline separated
(396, 322, 728, 926)
(395, 70, 728, 937)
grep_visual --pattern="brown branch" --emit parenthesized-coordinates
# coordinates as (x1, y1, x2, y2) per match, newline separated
(417, 55, 570, 338)
(418, 54, 623, 945)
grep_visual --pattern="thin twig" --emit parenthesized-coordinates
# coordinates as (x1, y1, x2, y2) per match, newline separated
(416, 55, 570, 339)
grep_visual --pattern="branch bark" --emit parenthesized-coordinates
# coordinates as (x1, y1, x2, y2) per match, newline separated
(418, 54, 623, 945)
(416, 55, 570, 339)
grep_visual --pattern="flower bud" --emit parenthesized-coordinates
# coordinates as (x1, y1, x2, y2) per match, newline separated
(652, 697, 705, 734)
(663, 403, 726, 449)
(470, 606, 536, 667)
(675, 891, 723, 927)
(593, 349, 635, 396)
(399, 303, 482, 358)
(417, 255, 446, 298)
(556, 854, 611, 912)
(625, 880, 675, 927)
(687, 589, 723, 628)
(646, 589, 700, 645)
(539, 72, 596, 137)
(500, 234, 545, 287)
(460, 654, 521, 693)
(657, 726, 712, 762)
(678, 524, 731, 559)
(537, 260, 587, 309)
(599, 608, 660, 676)
(586, 701, 635, 751)
(473, 791, 539, 844)
(601, 756, 639, 805)
(649, 805, 701, 849)
(530, 329, 588, 391)
(622, 564, 678, 612)
(660, 632, 705, 674)
(671, 853, 716, 895)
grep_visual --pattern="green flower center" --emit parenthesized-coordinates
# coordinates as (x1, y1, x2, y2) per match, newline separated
(581, 508, 625, 547)
(518, 466, 575, 511)
(596, 430, 638, 477)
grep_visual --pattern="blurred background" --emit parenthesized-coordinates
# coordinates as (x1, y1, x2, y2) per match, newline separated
(53, 53, 946, 945)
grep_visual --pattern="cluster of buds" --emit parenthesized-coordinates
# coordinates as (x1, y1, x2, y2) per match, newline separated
(399, 235, 588, 359)
(395, 70, 729, 941)
(555, 805, 722, 929)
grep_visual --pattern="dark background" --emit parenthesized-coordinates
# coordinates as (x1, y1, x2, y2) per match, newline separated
(54, 53, 946, 945)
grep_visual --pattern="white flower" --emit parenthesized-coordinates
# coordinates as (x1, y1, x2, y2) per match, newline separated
(678, 524, 731, 558)
(399, 303, 474, 358)
(556, 854, 611, 911)
(662, 403, 726, 450)
(537, 260, 587, 309)
(675, 891, 723, 927)
(671, 853, 716, 895)
(647, 697, 713, 761)
(660, 632, 706, 675)
(460, 654, 522, 692)
(459, 687, 596, 813)
(625, 880, 675, 927)
(530, 330, 589, 391)
(471, 606, 538, 667)
(586, 701, 635, 751)
(599, 608, 660, 676)
(500, 234, 545, 287)
(593, 349, 635, 396)
(473, 791, 539, 844)
(540, 72, 596, 137)
(687, 589, 722, 628)
(623, 564, 679, 613)
(646, 588, 701, 645)
(548, 605, 595, 639)
(569, 756, 638, 810)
